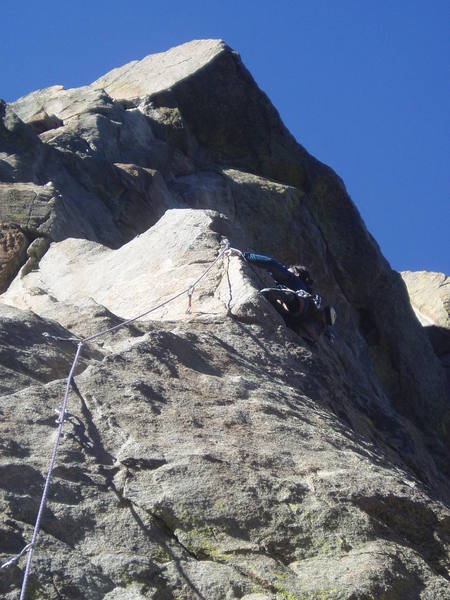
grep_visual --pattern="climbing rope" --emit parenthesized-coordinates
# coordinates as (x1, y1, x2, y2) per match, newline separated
(19, 341, 83, 600)
(1, 240, 231, 600)
(82, 241, 230, 344)
(224, 253, 233, 314)
(186, 286, 194, 314)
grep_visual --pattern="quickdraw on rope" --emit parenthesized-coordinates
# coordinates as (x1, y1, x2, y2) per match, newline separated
(1, 240, 232, 600)
(186, 286, 194, 314)
(0, 544, 32, 571)
(224, 253, 233, 314)
(42, 332, 81, 342)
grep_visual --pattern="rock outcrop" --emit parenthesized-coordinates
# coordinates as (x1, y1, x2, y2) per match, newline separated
(401, 271, 449, 329)
(402, 270, 450, 391)
(0, 224, 28, 292)
(0, 40, 449, 599)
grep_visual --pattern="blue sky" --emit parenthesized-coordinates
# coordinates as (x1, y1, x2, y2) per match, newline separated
(2, 1, 448, 273)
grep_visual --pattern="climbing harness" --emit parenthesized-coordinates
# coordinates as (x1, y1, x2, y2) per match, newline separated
(1, 239, 231, 600)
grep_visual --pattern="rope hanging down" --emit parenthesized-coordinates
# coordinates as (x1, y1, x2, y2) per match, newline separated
(19, 342, 83, 600)
(2, 240, 230, 600)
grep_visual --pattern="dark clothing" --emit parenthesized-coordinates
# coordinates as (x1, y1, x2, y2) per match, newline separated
(260, 287, 327, 341)
(242, 252, 311, 293)
(260, 288, 314, 319)
(244, 252, 327, 341)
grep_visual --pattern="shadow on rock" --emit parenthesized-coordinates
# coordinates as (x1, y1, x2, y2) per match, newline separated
(355, 494, 450, 579)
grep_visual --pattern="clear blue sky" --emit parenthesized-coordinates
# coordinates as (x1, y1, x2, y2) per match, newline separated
(2, 1, 448, 273)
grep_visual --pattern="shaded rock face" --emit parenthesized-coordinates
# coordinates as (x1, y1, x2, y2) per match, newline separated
(0, 40, 449, 599)
(402, 271, 450, 390)
(0, 224, 28, 292)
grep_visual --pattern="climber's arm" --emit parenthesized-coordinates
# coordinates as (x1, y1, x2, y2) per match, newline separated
(242, 252, 295, 287)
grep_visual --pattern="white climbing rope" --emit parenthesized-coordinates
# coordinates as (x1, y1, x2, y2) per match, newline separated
(1, 241, 230, 600)
(82, 242, 230, 344)
(19, 341, 83, 600)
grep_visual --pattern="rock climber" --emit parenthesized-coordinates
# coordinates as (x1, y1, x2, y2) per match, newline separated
(225, 249, 336, 341)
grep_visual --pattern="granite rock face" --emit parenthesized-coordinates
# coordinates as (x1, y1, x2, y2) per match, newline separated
(0, 40, 449, 599)
(401, 271, 449, 329)
(0, 224, 28, 292)
(402, 270, 450, 390)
